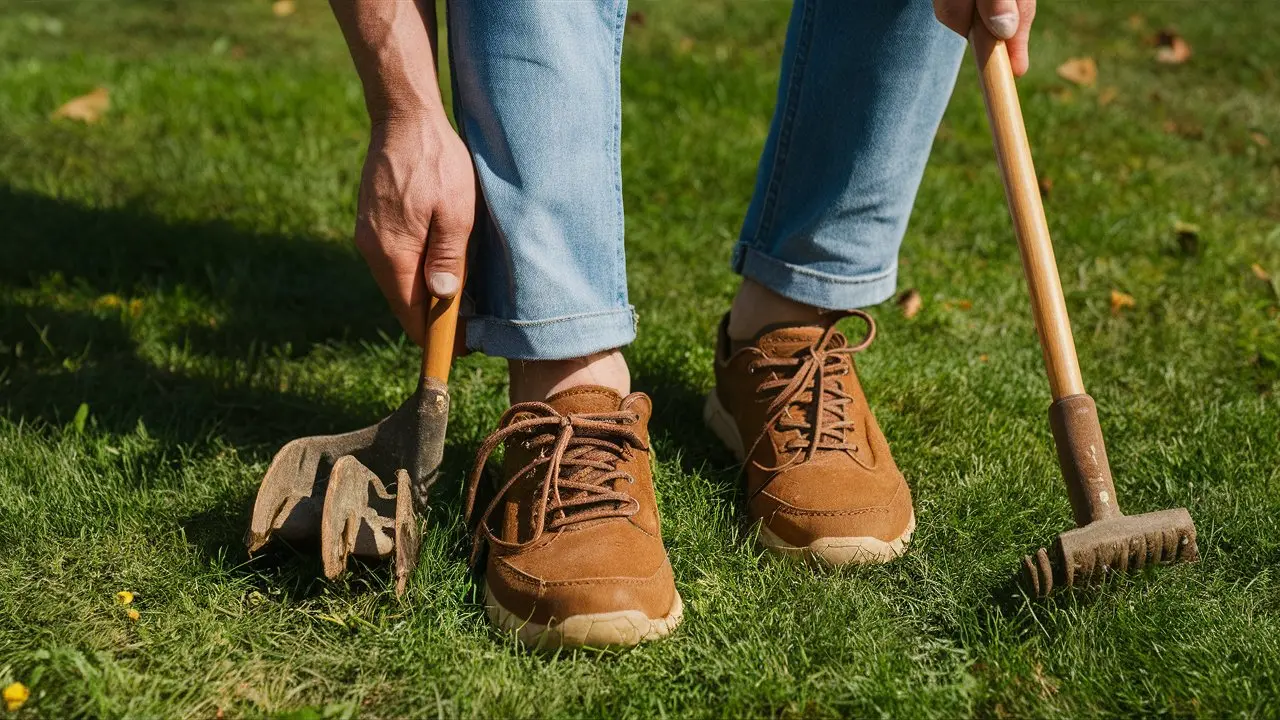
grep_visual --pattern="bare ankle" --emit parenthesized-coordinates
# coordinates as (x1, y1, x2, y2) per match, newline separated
(727, 279, 827, 341)
(507, 350, 631, 404)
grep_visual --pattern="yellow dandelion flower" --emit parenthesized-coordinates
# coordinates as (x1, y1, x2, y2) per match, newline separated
(126, 608, 140, 622)
(3, 682, 29, 712)
(115, 591, 134, 605)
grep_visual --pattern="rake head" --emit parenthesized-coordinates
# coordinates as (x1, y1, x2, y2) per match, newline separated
(1019, 507, 1199, 597)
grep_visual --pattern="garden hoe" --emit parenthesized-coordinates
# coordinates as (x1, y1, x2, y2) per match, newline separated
(245, 277, 463, 596)
(970, 26, 1199, 597)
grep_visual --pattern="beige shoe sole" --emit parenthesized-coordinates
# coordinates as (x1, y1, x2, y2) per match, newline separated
(484, 584, 683, 650)
(757, 513, 915, 566)
(703, 390, 915, 566)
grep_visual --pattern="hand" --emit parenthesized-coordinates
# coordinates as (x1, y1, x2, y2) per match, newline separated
(933, 0, 1036, 76)
(354, 118, 476, 347)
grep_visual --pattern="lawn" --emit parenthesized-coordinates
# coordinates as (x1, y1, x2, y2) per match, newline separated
(1, 0, 1278, 717)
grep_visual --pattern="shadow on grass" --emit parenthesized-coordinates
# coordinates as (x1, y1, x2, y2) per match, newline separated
(0, 185, 401, 445)
(0, 185, 474, 590)
(631, 351, 742, 496)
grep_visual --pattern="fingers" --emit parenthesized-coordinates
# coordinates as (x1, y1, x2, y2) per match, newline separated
(932, 0, 972, 37)
(424, 208, 471, 299)
(1006, 0, 1036, 76)
(355, 220, 429, 347)
(978, 0, 1021, 40)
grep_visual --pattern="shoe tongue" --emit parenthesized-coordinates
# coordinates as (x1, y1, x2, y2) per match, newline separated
(752, 324, 838, 358)
(545, 385, 624, 415)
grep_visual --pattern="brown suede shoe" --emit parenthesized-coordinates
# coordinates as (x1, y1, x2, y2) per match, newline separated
(463, 386, 682, 649)
(704, 310, 915, 565)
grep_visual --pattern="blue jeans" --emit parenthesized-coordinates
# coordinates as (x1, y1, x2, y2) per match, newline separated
(448, 0, 964, 360)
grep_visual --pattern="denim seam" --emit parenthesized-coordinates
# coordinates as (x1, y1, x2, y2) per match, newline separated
(468, 306, 635, 329)
(743, 247, 898, 286)
(746, 0, 816, 249)
(611, 0, 628, 310)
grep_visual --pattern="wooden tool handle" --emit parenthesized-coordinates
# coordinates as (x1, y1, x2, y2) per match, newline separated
(970, 25, 1085, 400)
(420, 271, 464, 382)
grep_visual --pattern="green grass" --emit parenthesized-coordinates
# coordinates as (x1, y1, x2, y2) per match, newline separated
(2, 0, 1279, 717)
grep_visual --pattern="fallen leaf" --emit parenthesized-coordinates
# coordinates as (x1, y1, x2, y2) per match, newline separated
(271, 0, 296, 18)
(1252, 263, 1272, 282)
(126, 608, 140, 622)
(626, 10, 646, 26)
(94, 293, 123, 309)
(978, 354, 990, 363)
(3, 682, 28, 712)
(116, 590, 135, 605)
(1162, 119, 1203, 140)
(898, 289, 923, 319)
(1038, 175, 1054, 196)
(51, 87, 110, 123)
(1056, 57, 1097, 87)
(1251, 132, 1271, 148)
(1154, 29, 1192, 64)
(1097, 86, 1119, 106)
(1048, 86, 1076, 103)
(1110, 290, 1136, 315)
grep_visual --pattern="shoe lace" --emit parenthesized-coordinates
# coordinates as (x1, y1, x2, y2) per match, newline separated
(463, 402, 646, 567)
(743, 310, 876, 477)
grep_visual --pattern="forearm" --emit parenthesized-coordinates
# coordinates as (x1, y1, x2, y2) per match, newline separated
(329, 0, 446, 124)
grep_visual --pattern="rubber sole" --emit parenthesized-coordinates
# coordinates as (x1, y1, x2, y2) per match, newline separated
(703, 390, 915, 566)
(484, 584, 683, 650)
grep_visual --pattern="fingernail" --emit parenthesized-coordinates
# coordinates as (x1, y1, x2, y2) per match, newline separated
(989, 12, 1019, 39)
(429, 272, 459, 297)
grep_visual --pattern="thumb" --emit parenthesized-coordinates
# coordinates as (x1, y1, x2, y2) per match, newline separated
(978, 0, 1020, 40)
(423, 210, 470, 299)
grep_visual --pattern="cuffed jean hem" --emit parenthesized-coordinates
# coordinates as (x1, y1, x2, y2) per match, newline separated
(464, 306, 638, 361)
(735, 245, 898, 311)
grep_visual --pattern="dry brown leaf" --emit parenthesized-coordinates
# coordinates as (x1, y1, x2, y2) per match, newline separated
(1038, 175, 1054, 196)
(1110, 290, 1136, 315)
(1251, 132, 1271, 148)
(1154, 29, 1192, 64)
(51, 87, 109, 123)
(626, 10, 646, 26)
(1097, 86, 1119, 106)
(898, 289, 923, 319)
(1049, 86, 1076, 103)
(1252, 263, 1272, 282)
(1056, 57, 1097, 87)
(272, 0, 296, 18)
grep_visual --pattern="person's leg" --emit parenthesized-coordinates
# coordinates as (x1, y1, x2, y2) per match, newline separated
(729, 0, 965, 339)
(708, 0, 966, 567)
(447, 0, 631, 401)
(447, 0, 680, 651)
